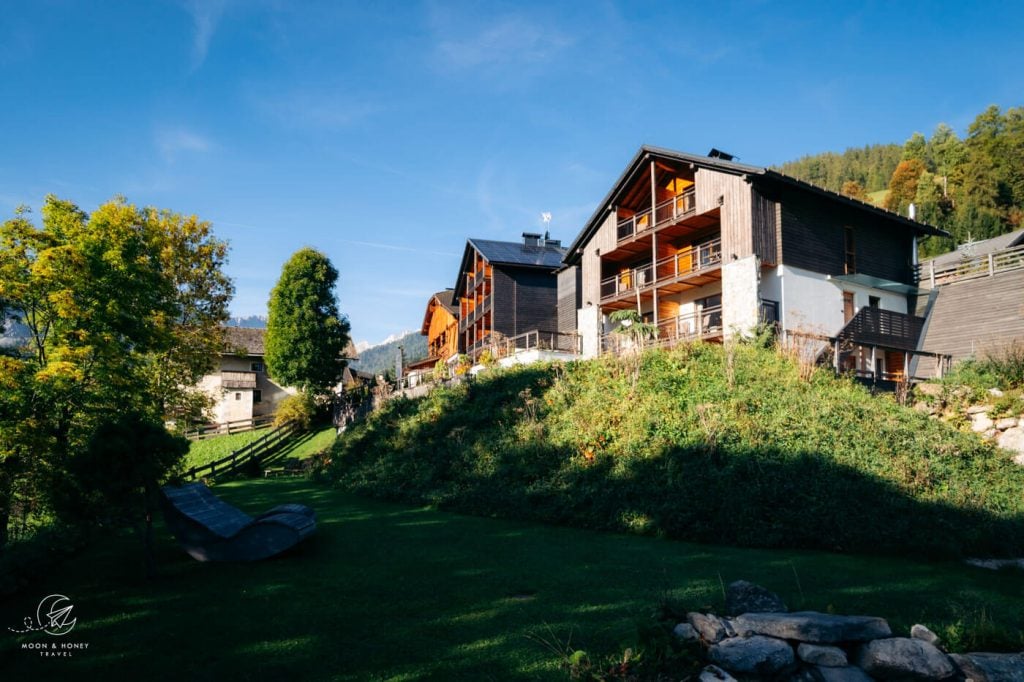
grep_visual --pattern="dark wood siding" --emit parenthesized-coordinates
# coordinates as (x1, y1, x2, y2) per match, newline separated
(557, 266, 581, 335)
(492, 266, 559, 338)
(776, 188, 916, 284)
(751, 188, 779, 265)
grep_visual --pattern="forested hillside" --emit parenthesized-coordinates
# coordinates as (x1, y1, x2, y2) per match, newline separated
(776, 104, 1024, 256)
(350, 331, 428, 376)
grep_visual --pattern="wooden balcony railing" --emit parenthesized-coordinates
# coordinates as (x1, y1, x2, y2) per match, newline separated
(616, 188, 697, 242)
(837, 307, 925, 352)
(918, 242, 1024, 288)
(655, 304, 724, 342)
(600, 263, 655, 300)
(653, 238, 722, 284)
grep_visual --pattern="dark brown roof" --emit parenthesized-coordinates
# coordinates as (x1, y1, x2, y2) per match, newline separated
(563, 145, 949, 265)
(420, 289, 460, 335)
(223, 327, 264, 356)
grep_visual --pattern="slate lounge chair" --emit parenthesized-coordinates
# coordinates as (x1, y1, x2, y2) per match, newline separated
(161, 482, 316, 561)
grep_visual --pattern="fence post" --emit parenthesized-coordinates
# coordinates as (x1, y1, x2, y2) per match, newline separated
(930, 260, 935, 288)
(988, 253, 995, 276)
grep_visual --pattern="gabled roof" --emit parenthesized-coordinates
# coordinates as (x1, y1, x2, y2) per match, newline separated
(468, 238, 566, 268)
(563, 145, 949, 265)
(452, 237, 566, 298)
(420, 289, 459, 335)
(922, 228, 1024, 270)
(223, 327, 264, 356)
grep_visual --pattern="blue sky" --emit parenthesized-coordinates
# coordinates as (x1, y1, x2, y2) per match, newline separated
(3, 1, 1023, 345)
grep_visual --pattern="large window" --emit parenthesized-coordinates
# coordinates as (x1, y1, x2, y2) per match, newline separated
(844, 227, 856, 274)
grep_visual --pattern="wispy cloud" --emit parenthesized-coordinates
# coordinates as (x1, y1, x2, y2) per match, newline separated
(339, 239, 458, 258)
(249, 85, 382, 131)
(155, 127, 212, 161)
(181, 0, 229, 69)
(435, 15, 573, 70)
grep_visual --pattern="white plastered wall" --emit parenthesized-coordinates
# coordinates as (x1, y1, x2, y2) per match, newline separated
(721, 255, 760, 338)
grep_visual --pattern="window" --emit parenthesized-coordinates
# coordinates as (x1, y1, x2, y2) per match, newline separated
(697, 294, 723, 333)
(234, 392, 241, 401)
(251, 361, 265, 372)
(843, 227, 856, 274)
(868, 296, 880, 308)
(253, 390, 262, 404)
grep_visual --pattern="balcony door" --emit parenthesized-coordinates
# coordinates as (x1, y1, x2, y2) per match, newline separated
(697, 294, 722, 334)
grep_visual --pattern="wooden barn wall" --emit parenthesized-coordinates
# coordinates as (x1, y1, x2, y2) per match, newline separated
(557, 266, 581, 336)
(778, 189, 915, 284)
(751, 188, 779, 265)
(580, 211, 619, 308)
(696, 168, 753, 261)
(492, 266, 559, 338)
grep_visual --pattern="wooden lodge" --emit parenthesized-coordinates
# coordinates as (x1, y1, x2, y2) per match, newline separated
(408, 289, 460, 371)
(453, 233, 575, 362)
(561, 146, 952, 381)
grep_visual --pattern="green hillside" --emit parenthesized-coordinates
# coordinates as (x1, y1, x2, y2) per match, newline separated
(329, 341, 1024, 559)
(350, 331, 428, 376)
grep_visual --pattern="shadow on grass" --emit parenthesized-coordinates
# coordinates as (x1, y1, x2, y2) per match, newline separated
(3, 478, 1023, 681)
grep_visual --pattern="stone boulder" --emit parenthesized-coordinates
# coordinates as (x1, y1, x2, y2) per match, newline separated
(725, 580, 787, 616)
(856, 637, 957, 680)
(995, 417, 1018, 431)
(950, 652, 1024, 682)
(698, 664, 738, 682)
(708, 635, 795, 676)
(910, 624, 941, 647)
(973, 413, 995, 433)
(798, 643, 849, 667)
(673, 622, 698, 641)
(688, 612, 734, 644)
(996, 427, 1024, 463)
(732, 611, 891, 644)
(808, 665, 876, 682)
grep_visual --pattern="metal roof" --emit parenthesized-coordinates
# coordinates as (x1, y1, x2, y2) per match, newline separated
(922, 228, 1024, 270)
(563, 145, 948, 264)
(467, 238, 566, 268)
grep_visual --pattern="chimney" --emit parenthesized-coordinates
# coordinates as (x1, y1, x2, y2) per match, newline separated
(522, 232, 541, 246)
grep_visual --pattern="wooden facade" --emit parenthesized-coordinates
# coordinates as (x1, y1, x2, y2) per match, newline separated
(418, 289, 460, 366)
(452, 235, 566, 360)
(563, 146, 948, 375)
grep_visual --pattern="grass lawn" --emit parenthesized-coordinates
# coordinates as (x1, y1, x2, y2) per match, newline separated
(183, 427, 273, 469)
(3, 478, 1023, 681)
(270, 425, 337, 462)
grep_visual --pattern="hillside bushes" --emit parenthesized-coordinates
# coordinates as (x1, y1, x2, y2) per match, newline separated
(328, 342, 1024, 558)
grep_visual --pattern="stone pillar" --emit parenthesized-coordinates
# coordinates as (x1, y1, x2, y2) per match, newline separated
(722, 255, 760, 339)
(577, 305, 601, 359)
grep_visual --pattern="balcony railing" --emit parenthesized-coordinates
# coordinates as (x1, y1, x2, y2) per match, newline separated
(461, 298, 492, 329)
(917, 242, 1024, 288)
(468, 329, 581, 362)
(600, 263, 655, 300)
(655, 304, 724, 342)
(616, 188, 697, 242)
(837, 307, 925, 352)
(653, 238, 722, 285)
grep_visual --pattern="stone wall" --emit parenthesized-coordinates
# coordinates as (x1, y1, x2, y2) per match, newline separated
(675, 581, 1022, 682)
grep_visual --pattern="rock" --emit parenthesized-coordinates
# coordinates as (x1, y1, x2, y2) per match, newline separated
(997, 427, 1024, 461)
(698, 664, 738, 682)
(733, 611, 891, 644)
(725, 580, 788, 616)
(972, 413, 995, 433)
(674, 622, 699, 641)
(910, 624, 941, 647)
(913, 402, 933, 413)
(689, 612, 732, 644)
(856, 637, 957, 680)
(708, 635, 795, 675)
(968, 405, 993, 415)
(989, 388, 1005, 398)
(916, 383, 943, 397)
(985, 429, 998, 439)
(996, 417, 1018, 430)
(809, 665, 876, 682)
(950, 652, 1024, 681)
(798, 643, 849, 667)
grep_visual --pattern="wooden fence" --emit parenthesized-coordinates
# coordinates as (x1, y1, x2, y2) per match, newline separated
(184, 414, 275, 441)
(181, 422, 298, 481)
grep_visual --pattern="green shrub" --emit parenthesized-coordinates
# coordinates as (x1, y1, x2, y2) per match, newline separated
(274, 392, 317, 429)
(328, 343, 1024, 558)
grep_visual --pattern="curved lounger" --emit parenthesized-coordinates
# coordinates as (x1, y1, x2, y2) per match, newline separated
(161, 483, 316, 562)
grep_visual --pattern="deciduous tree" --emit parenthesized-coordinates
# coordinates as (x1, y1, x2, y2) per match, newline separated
(265, 248, 351, 397)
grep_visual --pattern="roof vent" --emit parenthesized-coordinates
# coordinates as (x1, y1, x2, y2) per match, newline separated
(708, 148, 736, 161)
(522, 232, 542, 246)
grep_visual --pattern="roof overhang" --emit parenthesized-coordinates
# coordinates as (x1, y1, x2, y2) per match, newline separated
(562, 145, 948, 265)
(828, 273, 924, 297)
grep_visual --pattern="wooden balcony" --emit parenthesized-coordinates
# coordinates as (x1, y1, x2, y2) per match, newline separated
(222, 371, 257, 389)
(617, 189, 697, 242)
(599, 237, 723, 305)
(837, 307, 925, 352)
